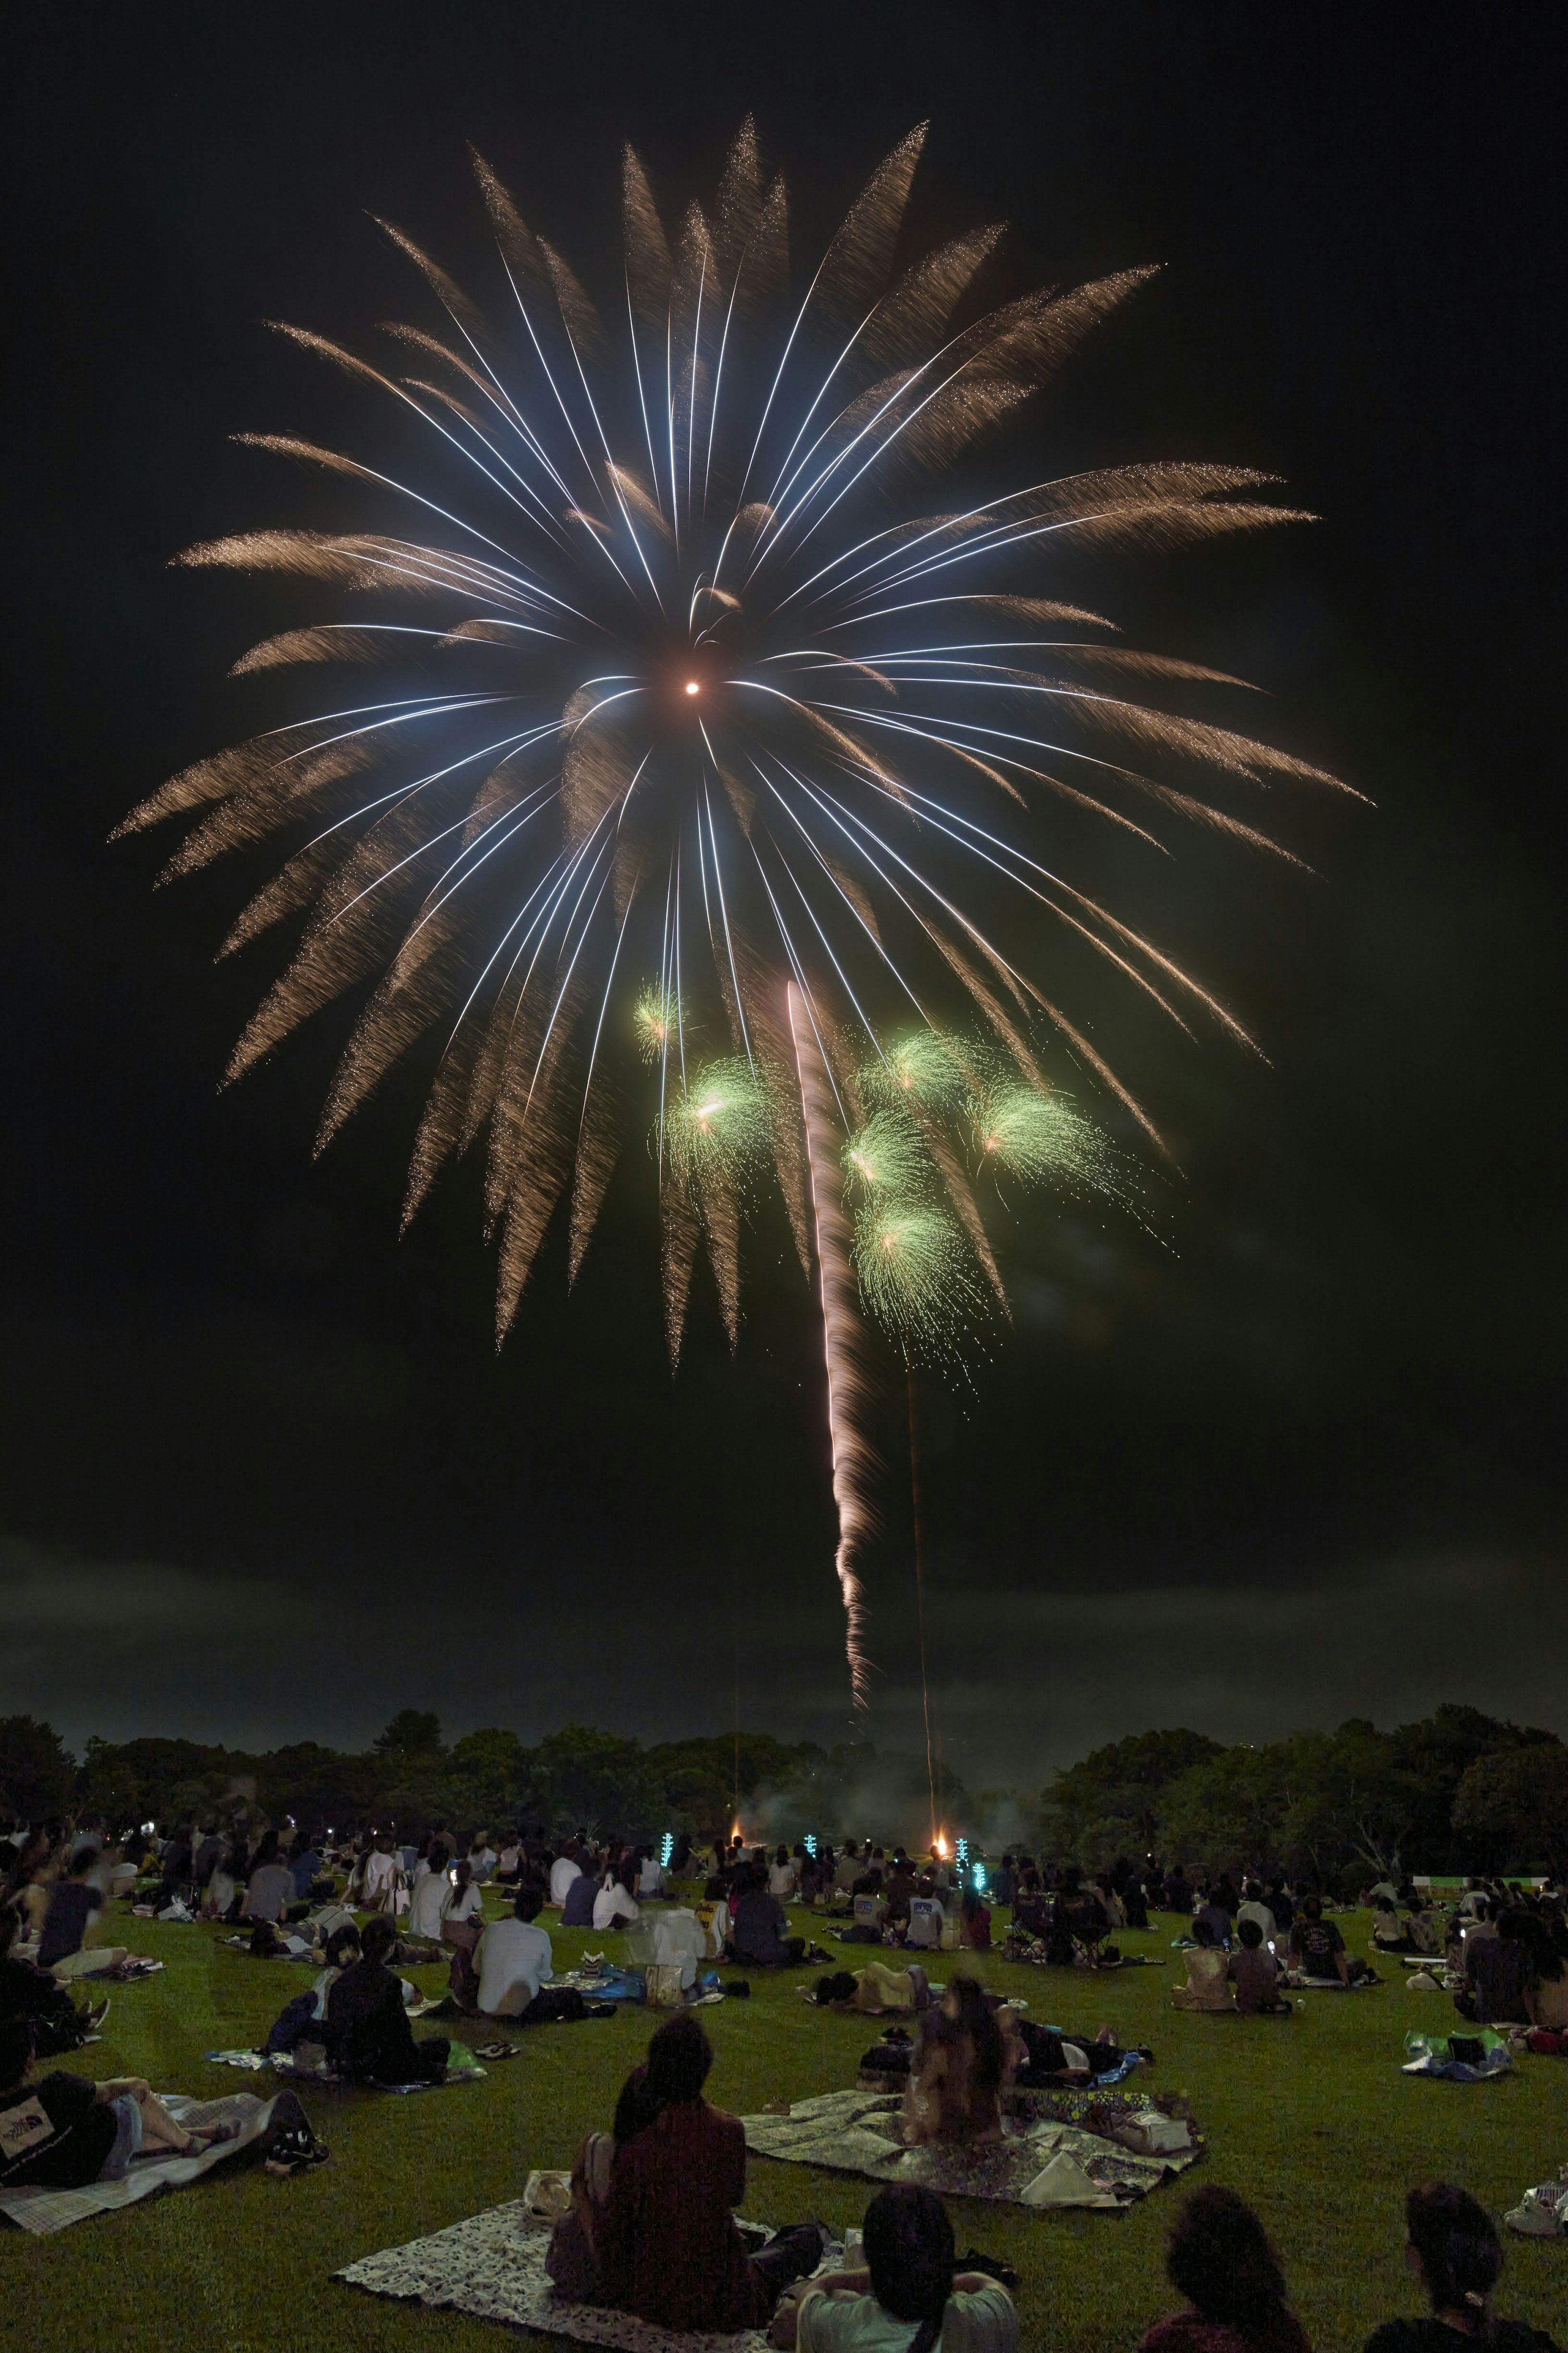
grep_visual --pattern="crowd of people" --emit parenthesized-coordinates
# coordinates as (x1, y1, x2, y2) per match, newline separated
(0, 1808, 1561, 2352)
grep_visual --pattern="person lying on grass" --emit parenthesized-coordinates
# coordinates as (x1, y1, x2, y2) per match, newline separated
(1364, 2179, 1561, 2353)
(999, 2011, 1145, 2083)
(550, 2011, 826, 2329)
(770, 2183, 1016, 2353)
(1138, 2183, 1311, 2353)
(0, 2018, 239, 2190)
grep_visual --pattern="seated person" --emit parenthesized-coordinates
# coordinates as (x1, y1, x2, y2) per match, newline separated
(844, 1874, 888, 1943)
(958, 1890, 992, 1950)
(773, 2181, 1018, 2353)
(243, 1836, 296, 1926)
(597, 2014, 824, 2329)
(477, 1887, 554, 2018)
(201, 1842, 247, 1923)
(1172, 1923, 1235, 2012)
(325, 1915, 450, 2084)
(36, 1851, 112, 1972)
(592, 1869, 640, 1933)
(550, 1850, 584, 1908)
(1229, 1918, 1292, 2015)
(1290, 1896, 1351, 1985)
(1236, 1882, 1278, 1945)
(904, 1885, 946, 1951)
(637, 1849, 667, 1901)
(0, 1903, 104, 2051)
(1459, 1909, 1534, 2025)
(1192, 1894, 1232, 1949)
(407, 1849, 453, 1940)
(0, 2019, 237, 2189)
(767, 1847, 799, 1901)
(287, 1833, 323, 1903)
(560, 1868, 599, 1929)
(728, 1870, 806, 1969)
(902, 1977, 1004, 2144)
(1364, 2179, 1562, 2353)
(1138, 2183, 1311, 2353)
(1406, 1904, 1445, 1958)
(1371, 1897, 1415, 1952)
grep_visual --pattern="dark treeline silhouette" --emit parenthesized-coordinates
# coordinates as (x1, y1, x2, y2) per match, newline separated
(0, 1702, 1561, 1878)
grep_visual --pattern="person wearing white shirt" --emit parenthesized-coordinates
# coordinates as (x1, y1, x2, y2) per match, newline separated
(476, 1888, 554, 2017)
(905, 1893, 945, 1950)
(592, 1870, 640, 1932)
(408, 1858, 453, 1941)
(637, 1851, 666, 1899)
(1236, 1883, 1278, 1946)
(469, 1842, 498, 1883)
(442, 1872, 486, 1933)
(769, 1845, 800, 1900)
(550, 1853, 583, 1907)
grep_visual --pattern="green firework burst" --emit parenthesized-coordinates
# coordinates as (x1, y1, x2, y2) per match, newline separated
(663, 1057, 771, 1188)
(852, 1200, 987, 1360)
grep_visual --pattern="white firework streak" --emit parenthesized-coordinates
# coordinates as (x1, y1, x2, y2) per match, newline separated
(788, 978, 877, 1706)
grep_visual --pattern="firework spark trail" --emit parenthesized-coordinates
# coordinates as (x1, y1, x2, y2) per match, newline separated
(119, 121, 1348, 1704)
(788, 979, 876, 1708)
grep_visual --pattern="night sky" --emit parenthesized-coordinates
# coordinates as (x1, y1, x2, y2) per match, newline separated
(7, 4, 1563, 1782)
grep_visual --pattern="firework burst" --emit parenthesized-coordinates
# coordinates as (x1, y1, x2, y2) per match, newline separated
(121, 120, 1348, 1697)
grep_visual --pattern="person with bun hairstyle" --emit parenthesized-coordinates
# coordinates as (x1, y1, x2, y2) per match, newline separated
(1138, 2185, 1311, 2353)
(1364, 2181, 1561, 2352)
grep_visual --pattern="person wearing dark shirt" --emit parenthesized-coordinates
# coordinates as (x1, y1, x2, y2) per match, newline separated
(1462, 1913, 1534, 2025)
(990, 1858, 1017, 1908)
(601, 2014, 823, 2329)
(0, 2019, 237, 2188)
(0, 1903, 101, 2051)
(561, 1871, 598, 1929)
(1289, 1898, 1349, 1985)
(1229, 1920, 1291, 2016)
(1138, 2184, 1312, 2353)
(325, 1916, 450, 2084)
(958, 1891, 992, 1950)
(1363, 2180, 1561, 2353)
(728, 1871, 806, 1969)
(37, 1853, 105, 1969)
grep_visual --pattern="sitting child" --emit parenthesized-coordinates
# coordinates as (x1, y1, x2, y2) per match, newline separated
(902, 1978, 1004, 2145)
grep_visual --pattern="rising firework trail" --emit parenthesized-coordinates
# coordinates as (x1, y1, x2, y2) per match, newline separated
(120, 120, 1350, 1700)
(788, 980, 876, 1707)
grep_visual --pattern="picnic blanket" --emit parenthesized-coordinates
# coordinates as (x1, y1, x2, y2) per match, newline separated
(1402, 2028, 1511, 2081)
(0, 2092, 274, 2235)
(203, 2043, 485, 2093)
(337, 2199, 773, 2350)
(740, 2088, 1199, 2207)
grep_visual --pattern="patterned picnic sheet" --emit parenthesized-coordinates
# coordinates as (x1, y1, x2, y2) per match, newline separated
(337, 2200, 773, 2351)
(0, 2093, 273, 2235)
(740, 2088, 1200, 2207)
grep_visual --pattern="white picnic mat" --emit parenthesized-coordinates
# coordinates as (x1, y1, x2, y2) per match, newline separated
(0, 2092, 273, 2236)
(336, 2201, 771, 2351)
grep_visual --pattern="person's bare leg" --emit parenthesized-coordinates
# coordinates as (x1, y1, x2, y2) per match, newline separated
(107, 2081, 238, 2155)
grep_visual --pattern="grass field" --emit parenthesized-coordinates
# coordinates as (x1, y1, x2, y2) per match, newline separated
(3, 1899, 1561, 2351)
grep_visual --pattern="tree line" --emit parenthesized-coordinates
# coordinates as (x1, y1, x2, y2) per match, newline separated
(0, 1700, 1561, 1880)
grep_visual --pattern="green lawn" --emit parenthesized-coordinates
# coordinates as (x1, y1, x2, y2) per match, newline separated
(3, 1902, 1561, 2351)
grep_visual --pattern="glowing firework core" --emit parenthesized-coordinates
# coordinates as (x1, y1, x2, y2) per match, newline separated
(684, 680, 699, 696)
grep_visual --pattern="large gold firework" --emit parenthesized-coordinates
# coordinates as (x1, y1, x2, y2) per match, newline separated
(121, 122, 1347, 1697)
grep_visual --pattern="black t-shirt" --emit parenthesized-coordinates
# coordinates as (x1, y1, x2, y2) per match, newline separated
(0, 1956, 75, 2024)
(0, 2072, 118, 2188)
(1293, 1917, 1345, 1972)
(1366, 2320, 1561, 2353)
(326, 1958, 420, 2080)
(37, 1882, 103, 1968)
